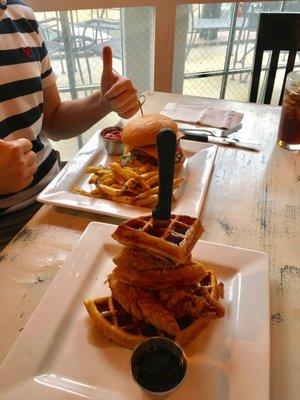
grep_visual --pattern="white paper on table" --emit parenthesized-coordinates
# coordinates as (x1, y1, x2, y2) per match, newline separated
(161, 102, 244, 130)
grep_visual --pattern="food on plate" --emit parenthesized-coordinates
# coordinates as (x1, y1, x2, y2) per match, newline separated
(84, 214, 225, 349)
(104, 129, 123, 141)
(121, 114, 185, 171)
(111, 214, 204, 265)
(108, 277, 180, 336)
(71, 115, 187, 208)
(110, 260, 206, 289)
(72, 163, 184, 208)
(113, 246, 191, 271)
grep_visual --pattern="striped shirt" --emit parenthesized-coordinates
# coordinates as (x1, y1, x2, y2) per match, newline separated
(0, 0, 60, 215)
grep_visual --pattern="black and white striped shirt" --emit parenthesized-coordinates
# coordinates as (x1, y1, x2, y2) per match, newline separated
(0, 0, 60, 214)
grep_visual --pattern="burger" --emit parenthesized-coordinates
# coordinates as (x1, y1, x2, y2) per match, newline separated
(120, 114, 185, 171)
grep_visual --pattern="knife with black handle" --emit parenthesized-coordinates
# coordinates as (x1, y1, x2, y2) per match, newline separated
(182, 131, 260, 152)
(152, 129, 177, 227)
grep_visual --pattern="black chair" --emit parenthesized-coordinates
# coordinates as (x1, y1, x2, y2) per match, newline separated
(249, 13, 300, 105)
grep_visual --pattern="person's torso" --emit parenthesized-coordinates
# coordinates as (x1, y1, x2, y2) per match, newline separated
(0, 0, 59, 214)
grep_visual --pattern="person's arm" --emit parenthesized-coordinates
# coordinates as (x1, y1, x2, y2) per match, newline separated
(42, 46, 139, 141)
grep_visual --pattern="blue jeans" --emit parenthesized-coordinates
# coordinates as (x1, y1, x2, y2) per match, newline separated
(0, 201, 42, 252)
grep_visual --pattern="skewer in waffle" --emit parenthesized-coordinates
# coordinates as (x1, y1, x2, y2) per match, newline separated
(112, 214, 204, 265)
(84, 270, 224, 349)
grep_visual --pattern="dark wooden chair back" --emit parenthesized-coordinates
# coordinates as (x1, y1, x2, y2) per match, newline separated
(249, 13, 300, 105)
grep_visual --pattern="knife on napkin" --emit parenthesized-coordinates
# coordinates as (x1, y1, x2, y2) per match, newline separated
(182, 131, 260, 152)
(152, 129, 176, 227)
(178, 123, 243, 137)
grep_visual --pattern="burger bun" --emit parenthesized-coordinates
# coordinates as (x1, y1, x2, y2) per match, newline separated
(122, 114, 179, 147)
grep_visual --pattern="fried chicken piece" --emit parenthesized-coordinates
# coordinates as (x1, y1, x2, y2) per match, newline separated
(137, 297, 180, 336)
(158, 287, 209, 318)
(108, 275, 143, 319)
(110, 260, 206, 289)
(108, 276, 180, 336)
(113, 246, 190, 271)
(158, 283, 225, 319)
(200, 286, 225, 318)
(198, 271, 225, 317)
(218, 282, 224, 298)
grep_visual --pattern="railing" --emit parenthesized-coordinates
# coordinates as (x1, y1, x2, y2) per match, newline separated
(29, 1, 299, 99)
(27, 0, 280, 93)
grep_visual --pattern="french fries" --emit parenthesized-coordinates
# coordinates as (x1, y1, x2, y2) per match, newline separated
(72, 163, 184, 209)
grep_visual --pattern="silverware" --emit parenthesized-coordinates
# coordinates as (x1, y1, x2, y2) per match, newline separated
(182, 131, 260, 152)
(179, 123, 243, 137)
(152, 129, 176, 227)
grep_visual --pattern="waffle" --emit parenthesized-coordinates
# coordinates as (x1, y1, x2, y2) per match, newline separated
(112, 215, 204, 264)
(84, 270, 224, 349)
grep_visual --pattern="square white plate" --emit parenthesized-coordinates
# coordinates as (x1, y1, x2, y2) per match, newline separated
(37, 132, 217, 219)
(0, 222, 270, 400)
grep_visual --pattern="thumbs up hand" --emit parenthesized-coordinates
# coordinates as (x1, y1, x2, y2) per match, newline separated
(101, 46, 139, 119)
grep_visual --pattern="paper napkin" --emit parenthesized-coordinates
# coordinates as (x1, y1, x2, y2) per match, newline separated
(161, 102, 243, 130)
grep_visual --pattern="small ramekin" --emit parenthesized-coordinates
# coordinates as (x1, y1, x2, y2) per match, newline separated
(100, 126, 124, 156)
(130, 337, 187, 397)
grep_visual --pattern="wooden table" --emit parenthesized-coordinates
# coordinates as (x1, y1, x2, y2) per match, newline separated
(0, 91, 299, 399)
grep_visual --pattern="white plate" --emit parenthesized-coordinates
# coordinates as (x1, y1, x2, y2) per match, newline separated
(37, 132, 217, 219)
(0, 222, 270, 400)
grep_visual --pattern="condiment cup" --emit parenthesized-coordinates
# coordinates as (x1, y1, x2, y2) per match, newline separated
(130, 337, 187, 397)
(100, 126, 124, 156)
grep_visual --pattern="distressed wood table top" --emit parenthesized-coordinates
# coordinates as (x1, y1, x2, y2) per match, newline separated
(0, 91, 299, 400)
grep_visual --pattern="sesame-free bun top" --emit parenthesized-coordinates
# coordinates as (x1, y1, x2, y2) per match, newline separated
(122, 114, 179, 147)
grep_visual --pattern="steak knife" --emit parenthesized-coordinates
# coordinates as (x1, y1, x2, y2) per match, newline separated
(182, 132, 260, 152)
(152, 129, 176, 227)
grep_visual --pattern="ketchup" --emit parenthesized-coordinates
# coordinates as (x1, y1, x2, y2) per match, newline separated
(104, 129, 122, 141)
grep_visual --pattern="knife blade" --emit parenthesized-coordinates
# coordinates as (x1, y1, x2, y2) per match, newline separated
(178, 123, 243, 137)
(182, 132, 260, 152)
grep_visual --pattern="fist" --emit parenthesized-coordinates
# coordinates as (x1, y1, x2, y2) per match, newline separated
(101, 46, 139, 118)
(0, 139, 37, 195)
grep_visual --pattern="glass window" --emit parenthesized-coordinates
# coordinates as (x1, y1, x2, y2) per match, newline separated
(173, 1, 300, 103)
(36, 7, 154, 160)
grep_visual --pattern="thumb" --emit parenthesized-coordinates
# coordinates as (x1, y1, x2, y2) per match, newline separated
(0, 139, 10, 148)
(102, 46, 113, 80)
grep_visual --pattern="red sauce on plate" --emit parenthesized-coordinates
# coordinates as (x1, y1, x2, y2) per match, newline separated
(104, 129, 122, 141)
